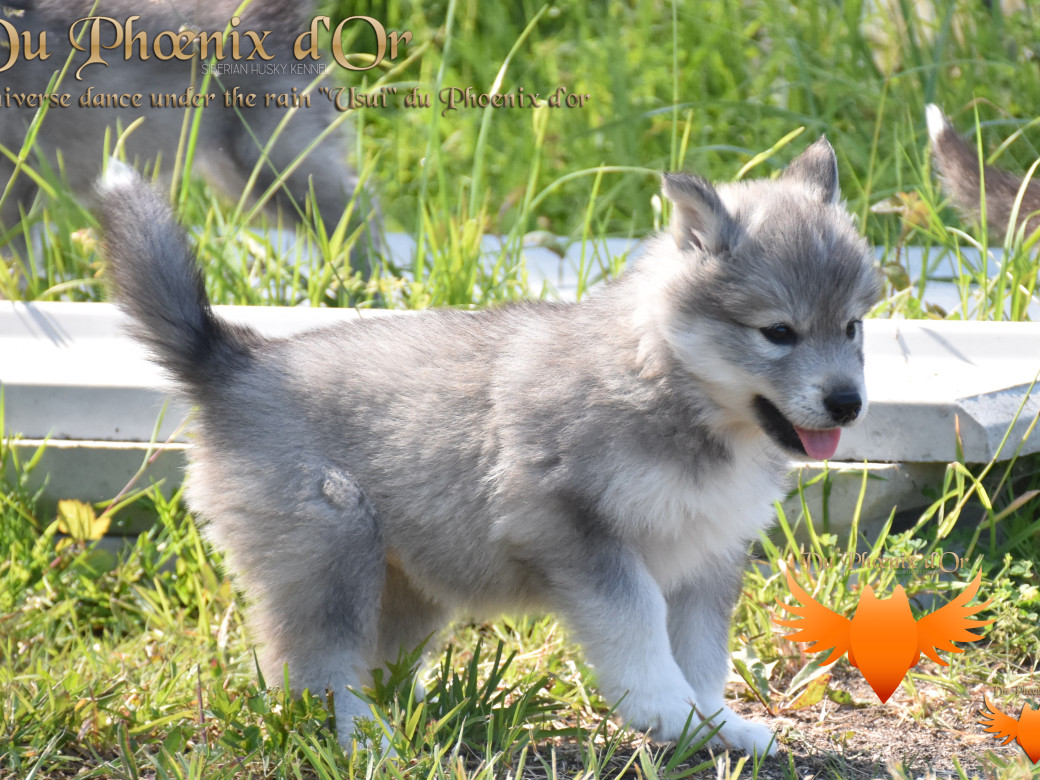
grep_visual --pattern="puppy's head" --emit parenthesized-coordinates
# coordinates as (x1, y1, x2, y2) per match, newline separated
(642, 138, 882, 459)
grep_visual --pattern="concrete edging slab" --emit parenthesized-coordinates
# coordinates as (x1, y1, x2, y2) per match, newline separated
(3, 300, 1039, 531)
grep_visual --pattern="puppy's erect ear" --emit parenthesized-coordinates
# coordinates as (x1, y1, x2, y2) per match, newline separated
(783, 136, 840, 204)
(661, 172, 731, 253)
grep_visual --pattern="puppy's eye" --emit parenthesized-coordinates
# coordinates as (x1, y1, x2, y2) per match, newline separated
(760, 323, 797, 346)
(845, 319, 861, 339)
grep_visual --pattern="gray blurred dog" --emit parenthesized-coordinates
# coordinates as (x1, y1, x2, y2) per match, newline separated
(927, 104, 1040, 239)
(0, 0, 377, 266)
(100, 138, 880, 755)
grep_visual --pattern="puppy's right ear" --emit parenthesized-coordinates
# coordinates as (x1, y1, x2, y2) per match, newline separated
(661, 173, 731, 253)
(782, 136, 840, 204)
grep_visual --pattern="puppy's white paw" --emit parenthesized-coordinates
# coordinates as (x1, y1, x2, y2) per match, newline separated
(709, 707, 777, 757)
(625, 698, 777, 757)
(619, 693, 701, 743)
(334, 689, 395, 755)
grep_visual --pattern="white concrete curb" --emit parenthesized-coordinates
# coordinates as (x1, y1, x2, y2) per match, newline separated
(3, 301, 1039, 530)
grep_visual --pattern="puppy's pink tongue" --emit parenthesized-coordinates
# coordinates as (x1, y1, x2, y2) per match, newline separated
(794, 427, 841, 460)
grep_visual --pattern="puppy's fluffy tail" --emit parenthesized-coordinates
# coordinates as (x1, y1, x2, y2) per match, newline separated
(99, 161, 261, 392)
(927, 104, 1040, 239)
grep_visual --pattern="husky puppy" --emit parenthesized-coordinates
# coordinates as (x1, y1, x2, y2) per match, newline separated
(0, 0, 377, 265)
(927, 104, 1040, 239)
(100, 138, 880, 756)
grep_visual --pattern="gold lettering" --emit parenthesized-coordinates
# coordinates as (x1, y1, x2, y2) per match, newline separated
(332, 16, 384, 71)
(151, 30, 196, 60)
(242, 29, 272, 60)
(229, 16, 243, 60)
(123, 15, 147, 61)
(293, 16, 329, 60)
(387, 28, 411, 59)
(197, 30, 225, 60)
(0, 20, 20, 73)
(71, 16, 124, 80)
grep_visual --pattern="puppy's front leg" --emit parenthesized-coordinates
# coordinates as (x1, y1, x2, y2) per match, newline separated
(544, 542, 704, 743)
(666, 559, 777, 756)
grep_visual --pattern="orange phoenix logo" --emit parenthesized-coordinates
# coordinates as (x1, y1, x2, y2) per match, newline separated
(979, 695, 1040, 763)
(774, 568, 993, 702)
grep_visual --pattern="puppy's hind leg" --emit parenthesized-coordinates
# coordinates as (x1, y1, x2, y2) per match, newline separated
(229, 466, 386, 749)
(376, 565, 449, 702)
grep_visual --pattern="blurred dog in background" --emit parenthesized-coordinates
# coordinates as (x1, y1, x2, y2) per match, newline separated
(0, 0, 378, 269)
(927, 104, 1040, 240)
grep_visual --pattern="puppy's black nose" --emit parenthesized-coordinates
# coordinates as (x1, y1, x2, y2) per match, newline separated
(824, 389, 862, 424)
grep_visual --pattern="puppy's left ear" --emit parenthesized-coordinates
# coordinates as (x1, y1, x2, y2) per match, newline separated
(783, 136, 840, 204)
(661, 172, 734, 253)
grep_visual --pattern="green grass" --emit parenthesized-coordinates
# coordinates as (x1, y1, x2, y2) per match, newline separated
(4, 0, 1040, 777)
(4, 413, 1040, 777)
(3, 0, 1040, 314)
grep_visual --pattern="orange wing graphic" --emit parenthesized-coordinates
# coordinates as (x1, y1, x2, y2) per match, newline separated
(777, 567, 993, 704)
(774, 567, 852, 665)
(912, 571, 993, 666)
(979, 695, 1020, 746)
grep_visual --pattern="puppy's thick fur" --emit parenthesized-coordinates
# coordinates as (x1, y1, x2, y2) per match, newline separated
(927, 104, 1040, 239)
(1, 0, 377, 263)
(100, 139, 880, 755)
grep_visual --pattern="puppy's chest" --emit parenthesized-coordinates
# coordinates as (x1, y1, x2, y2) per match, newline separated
(604, 442, 784, 592)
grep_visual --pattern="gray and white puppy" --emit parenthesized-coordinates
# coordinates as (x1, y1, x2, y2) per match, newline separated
(1, 0, 376, 264)
(927, 104, 1040, 239)
(100, 138, 880, 756)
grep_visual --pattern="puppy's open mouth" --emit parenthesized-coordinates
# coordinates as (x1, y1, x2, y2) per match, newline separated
(753, 396, 842, 460)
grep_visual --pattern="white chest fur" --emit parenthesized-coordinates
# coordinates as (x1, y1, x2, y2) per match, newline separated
(599, 435, 784, 594)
